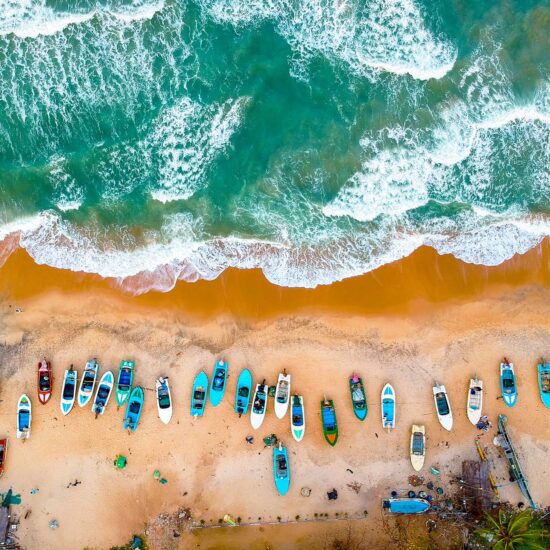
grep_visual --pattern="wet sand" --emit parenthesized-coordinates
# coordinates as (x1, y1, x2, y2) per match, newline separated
(0, 245, 549, 549)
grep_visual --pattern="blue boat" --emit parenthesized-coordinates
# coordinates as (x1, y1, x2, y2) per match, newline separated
(537, 360, 550, 409)
(234, 368, 253, 416)
(273, 442, 290, 495)
(190, 371, 208, 417)
(383, 498, 430, 514)
(123, 386, 144, 431)
(209, 360, 228, 407)
(381, 383, 396, 431)
(500, 359, 517, 408)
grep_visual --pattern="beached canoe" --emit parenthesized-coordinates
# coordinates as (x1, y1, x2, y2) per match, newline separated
(349, 374, 367, 421)
(273, 442, 290, 495)
(17, 394, 31, 439)
(124, 386, 144, 431)
(290, 395, 305, 442)
(467, 377, 483, 425)
(500, 359, 517, 408)
(156, 376, 172, 424)
(537, 360, 550, 409)
(321, 398, 338, 446)
(250, 381, 268, 430)
(433, 383, 453, 431)
(234, 368, 253, 416)
(274, 371, 291, 419)
(410, 424, 425, 472)
(78, 358, 99, 408)
(115, 360, 135, 407)
(383, 498, 430, 514)
(60, 366, 78, 416)
(92, 370, 114, 416)
(381, 383, 396, 431)
(37, 359, 52, 405)
(0, 439, 7, 477)
(191, 371, 208, 417)
(210, 360, 228, 407)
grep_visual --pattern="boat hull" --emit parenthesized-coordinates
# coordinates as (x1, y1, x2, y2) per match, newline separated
(234, 368, 253, 415)
(274, 373, 291, 419)
(250, 384, 268, 430)
(321, 399, 338, 446)
(209, 360, 228, 407)
(349, 375, 367, 421)
(384, 498, 430, 514)
(60, 369, 78, 416)
(124, 386, 144, 431)
(410, 424, 425, 472)
(191, 371, 208, 417)
(0, 438, 6, 477)
(500, 363, 517, 408)
(538, 363, 550, 409)
(17, 394, 32, 439)
(466, 378, 483, 425)
(37, 360, 52, 405)
(156, 377, 173, 424)
(290, 395, 305, 442)
(381, 383, 396, 430)
(78, 359, 99, 408)
(92, 371, 114, 416)
(433, 384, 453, 431)
(115, 360, 135, 407)
(273, 444, 290, 495)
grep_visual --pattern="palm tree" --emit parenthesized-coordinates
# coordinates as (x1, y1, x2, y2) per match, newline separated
(476, 509, 547, 549)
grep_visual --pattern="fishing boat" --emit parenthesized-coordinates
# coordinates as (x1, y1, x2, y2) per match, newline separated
(60, 366, 78, 416)
(92, 370, 114, 416)
(466, 377, 483, 425)
(156, 377, 172, 424)
(433, 383, 453, 431)
(321, 398, 338, 446)
(250, 381, 268, 430)
(274, 371, 291, 419)
(123, 386, 144, 431)
(115, 360, 134, 407)
(410, 424, 425, 472)
(349, 374, 367, 421)
(290, 395, 305, 442)
(381, 383, 396, 431)
(234, 368, 253, 416)
(190, 371, 208, 417)
(537, 359, 550, 409)
(37, 359, 52, 405)
(383, 498, 430, 514)
(500, 359, 517, 408)
(209, 360, 228, 407)
(78, 358, 99, 408)
(273, 442, 290, 495)
(0, 439, 7, 477)
(17, 394, 31, 439)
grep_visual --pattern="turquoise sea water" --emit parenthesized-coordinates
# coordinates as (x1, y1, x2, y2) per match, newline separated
(0, 0, 548, 291)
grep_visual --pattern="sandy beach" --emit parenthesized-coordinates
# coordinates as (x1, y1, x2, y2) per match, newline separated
(0, 246, 550, 549)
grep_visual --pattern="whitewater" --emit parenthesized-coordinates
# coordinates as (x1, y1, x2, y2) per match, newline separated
(0, 0, 548, 292)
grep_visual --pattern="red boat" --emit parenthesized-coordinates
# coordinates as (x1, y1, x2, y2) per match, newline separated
(37, 359, 52, 404)
(0, 439, 6, 477)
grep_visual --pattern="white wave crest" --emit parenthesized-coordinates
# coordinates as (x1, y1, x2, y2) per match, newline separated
(0, 0, 164, 38)
(198, 0, 457, 80)
(149, 96, 249, 203)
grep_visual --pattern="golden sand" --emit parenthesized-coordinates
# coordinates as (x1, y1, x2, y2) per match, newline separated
(0, 245, 549, 549)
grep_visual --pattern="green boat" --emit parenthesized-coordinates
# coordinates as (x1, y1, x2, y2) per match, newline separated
(321, 398, 338, 446)
(115, 360, 134, 407)
(349, 373, 367, 421)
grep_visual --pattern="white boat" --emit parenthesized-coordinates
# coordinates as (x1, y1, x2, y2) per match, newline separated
(60, 366, 78, 416)
(156, 376, 173, 424)
(381, 383, 396, 431)
(290, 395, 305, 442)
(410, 424, 425, 471)
(78, 358, 99, 408)
(274, 371, 291, 419)
(250, 381, 268, 430)
(92, 370, 114, 416)
(433, 384, 453, 431)
(17, 394, 32, 439)
(466, 378, 483, 425)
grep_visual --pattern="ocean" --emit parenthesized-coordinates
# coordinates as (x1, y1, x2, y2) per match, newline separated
(0, 0, 548, 292)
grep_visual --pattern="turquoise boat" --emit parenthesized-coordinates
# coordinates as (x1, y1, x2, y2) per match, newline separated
(273, 442, 290, 495)
(383, 498, 430, 514)
(500, 359, 517, 408)
(349, 373, 367, 421)
(190, 371, 208, 417)
(537, 360, 550, 409)
(115, 360, 135, 407)
(209, 360, 228, 407)
(235, 368, 253, 416)
(123, 386, 144, 431)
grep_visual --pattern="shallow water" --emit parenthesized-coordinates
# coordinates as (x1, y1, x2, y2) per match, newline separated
(0, 0, 548, 292)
